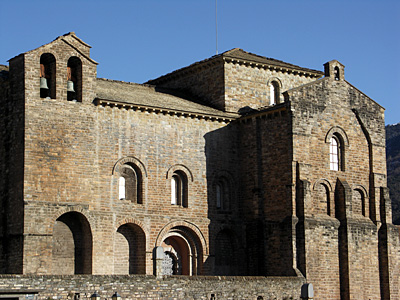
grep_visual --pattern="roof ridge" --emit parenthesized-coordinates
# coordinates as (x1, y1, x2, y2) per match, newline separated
(220, 48, 242, 55)
(147, 48, 323, 84)
(97, 77, 153, 88)
(222, 48, 322, 74)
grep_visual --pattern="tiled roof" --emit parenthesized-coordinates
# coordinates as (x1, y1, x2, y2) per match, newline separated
(222, 48, 323, 75)
(147, 48, 323, 84)
(96, 78, 237, 118)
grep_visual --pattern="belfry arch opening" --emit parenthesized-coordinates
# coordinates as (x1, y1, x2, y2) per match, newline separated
(40, 53, 56, 99)
(67, 56, 82, 102)
(52, 212, 92, 274)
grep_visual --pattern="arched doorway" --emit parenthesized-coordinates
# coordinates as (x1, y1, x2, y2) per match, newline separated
(52, 212, 92, 274)
(161, 235, 190, 275)
(114, 223, 146, 274)
(158, 225, 204, 276)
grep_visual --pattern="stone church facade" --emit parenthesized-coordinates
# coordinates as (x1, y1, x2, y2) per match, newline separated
(0, 32, 399, 299)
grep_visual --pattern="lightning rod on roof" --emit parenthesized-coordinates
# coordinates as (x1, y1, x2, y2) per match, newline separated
(216, 0, 218, 55)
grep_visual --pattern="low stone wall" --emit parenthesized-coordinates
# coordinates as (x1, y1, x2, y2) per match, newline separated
(0, 275, 305, 300)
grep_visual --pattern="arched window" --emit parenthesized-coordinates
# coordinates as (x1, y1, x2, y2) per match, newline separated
(269, 81, 280, 105)
(171, 171, 188, 207)
(40, 53, 56, 99)
(67, 56, 82, 102)
(330, 136, 339, 171)
(216, 177, 230, 210)
(119, 164, 142, 204)
(330, 134, 344, 171)
(326, 127, 348, 171)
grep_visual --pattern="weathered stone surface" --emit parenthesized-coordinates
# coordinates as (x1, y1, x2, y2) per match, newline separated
(0, 275, 305, 300)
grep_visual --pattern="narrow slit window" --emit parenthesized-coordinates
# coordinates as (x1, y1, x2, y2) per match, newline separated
(171, 176, 178, 205)
(215, 177, 230, 210)
(216, 183, 222, 209)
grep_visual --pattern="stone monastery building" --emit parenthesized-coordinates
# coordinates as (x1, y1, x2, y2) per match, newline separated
(0, 33, 399, 299)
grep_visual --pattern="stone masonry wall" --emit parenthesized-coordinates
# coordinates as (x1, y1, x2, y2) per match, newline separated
(149, 59, 226, 111)
(302, 216, 341, 299)
(1, 55, 26, 274)
(18, 35, 243, 275)
(224, 62, 318, 113)
(288, 65, 390, 299)
(21, 96, 240, 275)
(151, 57, 320, 114)
(0, 66, 8, 272)
(0, 275, 306, 300)
(237, 104, 295, 276)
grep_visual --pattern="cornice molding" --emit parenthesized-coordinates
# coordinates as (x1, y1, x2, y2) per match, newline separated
(93, 98, 237, 123)
(223, 57, 322, 78)
(238, 105, 288, 122)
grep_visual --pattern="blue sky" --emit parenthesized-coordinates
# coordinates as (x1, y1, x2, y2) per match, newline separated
(1, 0, 399, 124)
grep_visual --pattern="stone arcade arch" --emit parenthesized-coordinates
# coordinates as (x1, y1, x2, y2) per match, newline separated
(214, 228, 239, 275)
(52, 212, 92, 274)
(114, 223, 146, 274)
(352, 185, 369, 217)
(313, 179, 333, 216)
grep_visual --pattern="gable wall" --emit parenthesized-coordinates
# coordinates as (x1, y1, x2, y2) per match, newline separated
(289, 77, 387, 299)
(149, 61, 225, 110)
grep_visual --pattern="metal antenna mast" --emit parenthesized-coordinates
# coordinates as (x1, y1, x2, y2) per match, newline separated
(216, 0, 218, 55)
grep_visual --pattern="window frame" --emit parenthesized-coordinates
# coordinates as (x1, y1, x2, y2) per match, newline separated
(325, 127, 348, 172)
(170, 171, 188, 207)
(215, 177, 230, 211)
(118, 164, 143, 204)
(330, 136, 340, 171)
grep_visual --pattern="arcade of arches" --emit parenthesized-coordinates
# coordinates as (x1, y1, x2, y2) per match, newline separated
(50, 214, 240, 276)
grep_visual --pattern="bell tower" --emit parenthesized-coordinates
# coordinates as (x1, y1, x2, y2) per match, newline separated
(324, 60, 345, 81)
